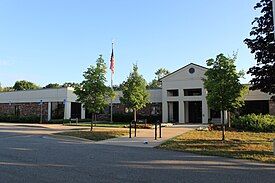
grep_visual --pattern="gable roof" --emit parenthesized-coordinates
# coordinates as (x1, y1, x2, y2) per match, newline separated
(159, 63, 208, 81)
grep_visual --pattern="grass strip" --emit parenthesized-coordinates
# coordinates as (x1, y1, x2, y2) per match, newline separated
(158, 130, 275, 163)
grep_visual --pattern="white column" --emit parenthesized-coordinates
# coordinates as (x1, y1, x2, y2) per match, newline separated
(64, 101, 71, 120)
(47, 102, 51, 121)
(273, 0, 275, 33)
(220, 110, 228, 124)
(81, 104, 85, 119)
(179, 101, 185, 123)
(224, 110, 228, 124)
(202, 99, 209, 124)
(162, 102, 168, 123)
(185, 102, 189, 123)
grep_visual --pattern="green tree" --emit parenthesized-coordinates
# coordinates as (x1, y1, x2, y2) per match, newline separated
(244, 0, 275, 94)
(44, 83, 60, 88)
(120, 64, 149, 122)
(74, 55, 112, 131)
(112, 83, 125, 91)
(62, 82, 80, 88)
(0, 86, 14, 92)
(204, 54, 247, 141)
(147, 68, 170, 89)
(13, 80, 39, 91)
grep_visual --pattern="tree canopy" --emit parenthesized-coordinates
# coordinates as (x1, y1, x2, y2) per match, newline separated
(13, 80, 39, 91)
(120, 64, 149, 121)
(74, 55, 112, 129)
(147, 68, 170, 89)
(112, 83, 125, 91)
(204, 53, 247, 140)
(244, 0, 275, 94)
(62, 82, 80, 88)
(44, 83, 60, 89)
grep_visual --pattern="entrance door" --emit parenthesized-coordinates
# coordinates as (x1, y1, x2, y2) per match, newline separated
(188, 101, 202, 123)
(168, 101, 179, 123)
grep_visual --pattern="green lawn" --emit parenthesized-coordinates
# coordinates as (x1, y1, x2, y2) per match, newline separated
(64, 122, 153, 129)
(64, 122, 128, 128)
(56, 129, 128, 141)
(159, 130, 275, 163)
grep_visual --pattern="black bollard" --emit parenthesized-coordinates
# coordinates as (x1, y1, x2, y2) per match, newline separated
(134, 120, 137, 137)
(90, 121, 93, 131)
(155, 123, 157, 140)
(159, 121, 162, 138)
(129, 121, 132, 138)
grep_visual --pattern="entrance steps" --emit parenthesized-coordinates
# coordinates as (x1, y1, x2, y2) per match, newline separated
(168, 123, 208, 129)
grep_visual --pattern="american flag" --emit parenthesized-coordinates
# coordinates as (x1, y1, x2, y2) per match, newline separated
(110, 46, 115, 74)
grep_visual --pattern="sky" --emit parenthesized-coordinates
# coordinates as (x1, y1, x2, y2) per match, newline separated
(0, 0, 259, 87)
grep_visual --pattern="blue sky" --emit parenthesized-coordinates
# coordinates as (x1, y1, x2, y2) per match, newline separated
(0, 0, 259, 87)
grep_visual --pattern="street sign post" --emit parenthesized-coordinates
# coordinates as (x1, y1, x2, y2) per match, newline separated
(39, 100, 43, 123)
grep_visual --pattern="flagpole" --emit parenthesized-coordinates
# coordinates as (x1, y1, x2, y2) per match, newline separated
(110, 42, 114, 123)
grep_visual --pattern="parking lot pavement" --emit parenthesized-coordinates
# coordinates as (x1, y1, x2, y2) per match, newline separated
(0, 132, 274, 183)
(0, 123, 274, 183)
(0, 123, 89, 137)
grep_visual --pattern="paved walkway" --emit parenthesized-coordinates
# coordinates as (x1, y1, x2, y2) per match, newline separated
(0, 123, 196, 148)
(96, 127, 192, 148)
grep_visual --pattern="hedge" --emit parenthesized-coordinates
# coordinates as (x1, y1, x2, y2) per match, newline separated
(232, 114, 275, 132)
(0, 114, 41, 123)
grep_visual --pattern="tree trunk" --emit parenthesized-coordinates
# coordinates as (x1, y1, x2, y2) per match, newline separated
(90, 113, 94, 131)
(221, 110, 225, 141)
(133, 109, 137, 122)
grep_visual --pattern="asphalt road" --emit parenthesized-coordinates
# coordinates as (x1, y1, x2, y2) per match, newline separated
(0, 124, 274, 183)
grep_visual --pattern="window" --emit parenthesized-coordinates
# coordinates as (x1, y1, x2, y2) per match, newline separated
(14, 106, 20, 116)
(51, 102, 64, 119)
(167, 89, 179, 96)
(151, 104, 161, 115)
(184, 88, 202, 96)
(189, 68, 195, 74)
(71, 102, 81, 119)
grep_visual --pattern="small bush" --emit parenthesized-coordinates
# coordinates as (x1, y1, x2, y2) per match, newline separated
(232, 114, 275, 132)
(48, 119, 70, 124)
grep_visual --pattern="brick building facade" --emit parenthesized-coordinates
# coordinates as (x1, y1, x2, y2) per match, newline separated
(0, 64, 274, 123)
(0, 102, 48, 117)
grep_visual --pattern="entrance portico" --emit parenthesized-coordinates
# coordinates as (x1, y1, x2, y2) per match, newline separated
(161, 63, 209, 124)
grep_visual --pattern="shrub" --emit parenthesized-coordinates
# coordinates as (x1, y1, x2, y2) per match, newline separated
(232, 114, 275, 132)
(0, 114, 40, 123)
(48, 119, 70, 124)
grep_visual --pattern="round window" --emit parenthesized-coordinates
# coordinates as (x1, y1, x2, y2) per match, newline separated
(189, 68, 195, 74)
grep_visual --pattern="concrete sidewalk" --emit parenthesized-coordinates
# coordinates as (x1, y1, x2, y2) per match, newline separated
(96, 127, 192, 148)
(0, 123, 196, 148)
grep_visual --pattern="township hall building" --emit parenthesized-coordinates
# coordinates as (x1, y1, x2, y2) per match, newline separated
(0, 63, 274, 123)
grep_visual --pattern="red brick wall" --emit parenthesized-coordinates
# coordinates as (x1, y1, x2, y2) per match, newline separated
(269, 100, 275, 115)
(112, 103, 162, 116)
(0, 103, 48, 117)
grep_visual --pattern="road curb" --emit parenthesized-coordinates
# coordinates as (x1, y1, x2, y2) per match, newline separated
(48, 134, 94, 142)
